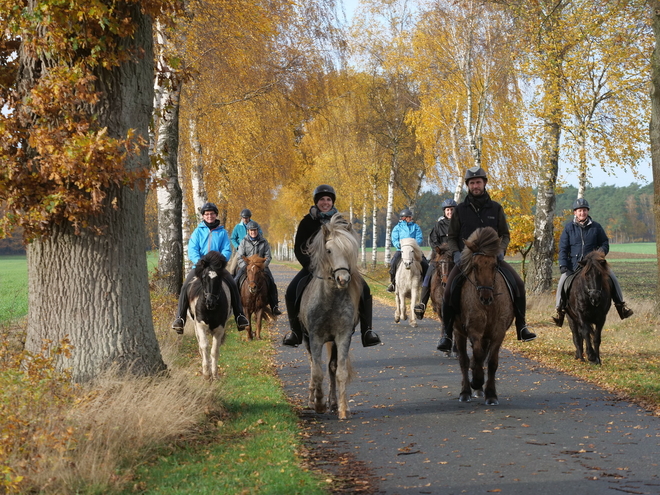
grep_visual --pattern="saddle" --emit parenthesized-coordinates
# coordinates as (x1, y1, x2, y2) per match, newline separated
(560, 266, 582, 305)
(448, 265, 516, 312)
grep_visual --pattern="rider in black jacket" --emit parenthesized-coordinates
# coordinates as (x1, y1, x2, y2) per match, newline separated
(436, 167, 537, 352)
(281, 185, 382, 348)
(552, 198, 633, 326)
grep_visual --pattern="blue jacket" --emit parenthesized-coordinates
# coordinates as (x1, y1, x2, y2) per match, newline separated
(188, 222, 232, 267)
(391, 220, 423, 250)
(231, 220, 262, 249)
(558, 217, 609, 271)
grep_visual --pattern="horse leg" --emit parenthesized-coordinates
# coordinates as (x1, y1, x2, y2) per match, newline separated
(592, 324, 602, 365)
(335, 338, 352, 420)
(307, 338, 327, 414)
(394, 293, 401, 323)
(569, 317, 585, 361)
(484, 341, 502, 405)
(246, 309, 254, 341)
(255, 309, 262, 340)
(195, 322, 211, 379)
(409, 285, 418, 328)
(210, 328, 220, 381)
(455, 330, 471, 402)
(585, 323, 601, 365)
(470, 337, 485, 399)
(327, 342, 338, 414)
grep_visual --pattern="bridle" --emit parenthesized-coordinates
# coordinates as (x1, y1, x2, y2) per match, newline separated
(462, 252, 501, 304)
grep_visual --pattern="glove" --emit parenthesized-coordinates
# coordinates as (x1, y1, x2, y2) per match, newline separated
(560, 266, 572, 275)
(497, 253, 504, 262)
(453, 251, 461, 265)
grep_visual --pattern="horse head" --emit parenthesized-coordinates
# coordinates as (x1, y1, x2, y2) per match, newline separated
(433, 243, 453, 286)
(400, 238, 421, 269)
(310, 216, 359, 289)
(578, 251, 609, 307)
(244, 255, 267, 295)
(195, 251, 227, 310)
(464, 228, 501, 306)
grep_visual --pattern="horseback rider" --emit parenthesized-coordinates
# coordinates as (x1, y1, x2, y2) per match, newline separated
(415, 198, 457, 319)
(234, 220, 282, 316)
(386, 209, 429, 293)
(172, 202, 249, 333)
(231, 208, 262, 250)
(552, 198, 633, 326)
(282, 185, 382, 348)
(436, 167, 537, 352)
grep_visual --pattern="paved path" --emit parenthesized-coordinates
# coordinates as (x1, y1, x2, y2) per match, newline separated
(269, 263, 660, 495)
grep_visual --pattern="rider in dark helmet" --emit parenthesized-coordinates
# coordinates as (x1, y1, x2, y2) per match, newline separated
(386, 209, 429, 292)
(234, 220, 281, 316)
(436, 167, 536, 352)
(172, 202, 249, 333)
(552, 197, 633, 326)
(414, 198, 458, 319)
(282, 185, 381, 348)
(231, 208, 261, 250)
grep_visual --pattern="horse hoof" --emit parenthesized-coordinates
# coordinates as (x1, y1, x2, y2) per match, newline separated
(459, 394, 471, 402)
(394, 318, 400, 323)
(472, 390, 484, 398)
(410, 322, 417, 328)
(485, 398, 499, 406)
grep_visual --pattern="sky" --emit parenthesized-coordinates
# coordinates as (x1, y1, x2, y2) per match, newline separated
(339, 0, 653, 188)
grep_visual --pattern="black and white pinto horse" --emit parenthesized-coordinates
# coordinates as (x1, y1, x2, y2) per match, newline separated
(187, 251, 232, 380)
(299, 214, 361, 420)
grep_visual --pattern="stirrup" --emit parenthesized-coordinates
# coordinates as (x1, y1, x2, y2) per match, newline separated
(361, 329, 381, 347)
(615, 303, 633, 319)
(517, 326, 537, 342)
(437, 336, 452, 352)
(551, 310, 564, 328)
(282, 331, 301, 347)
(386, 283, 395, 293)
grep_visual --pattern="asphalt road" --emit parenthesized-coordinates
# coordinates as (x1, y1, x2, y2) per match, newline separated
(269, 263, 660, 495)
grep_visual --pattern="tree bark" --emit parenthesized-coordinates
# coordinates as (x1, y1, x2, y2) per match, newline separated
(649, 0, 660, 307)
(23, 5, 166, 381)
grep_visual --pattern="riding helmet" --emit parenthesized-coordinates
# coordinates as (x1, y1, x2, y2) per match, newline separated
(572, 198, 590, 210)
(464, 166, 488, 185)
(200, 202, 219, 215)
(313, 184, 336, 204)
(246, 220, 260, 231)
(441, 198, 458, 209)
(399, 208, 414, 218)
(240, 208, 252, 218)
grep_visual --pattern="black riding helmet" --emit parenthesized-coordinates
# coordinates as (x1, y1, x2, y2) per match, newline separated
(240, 208, 252, 218)
(200, 202, 218, 215)
(400, 208, 413, 218)
(246, 220, 259, 230)
(441, 198, 457, 209)
(313, 184, 336, 204)
(572, 198, 590, 210)
(464, 166, 488, 185)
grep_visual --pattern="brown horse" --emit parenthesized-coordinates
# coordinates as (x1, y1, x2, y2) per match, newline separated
(430, 243, 454, 321)
(240, 255, 272, 340)
(453, 227, 514, 405)
(565, 250, 611, 365)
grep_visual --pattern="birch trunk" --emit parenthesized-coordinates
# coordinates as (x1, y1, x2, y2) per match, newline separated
(649, 0, 660, 307)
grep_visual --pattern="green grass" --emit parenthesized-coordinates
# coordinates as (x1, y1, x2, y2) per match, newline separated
(0, 255, 27, 323)
(609, 242, 656, 255)
(129, 330, 329, 495)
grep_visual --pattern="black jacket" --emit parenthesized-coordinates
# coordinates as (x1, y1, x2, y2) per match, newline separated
(294, 213, 323, 269)
(429, 217, 451, 250)
(447, 193, 510, 254)
(558, 217, 609, 271)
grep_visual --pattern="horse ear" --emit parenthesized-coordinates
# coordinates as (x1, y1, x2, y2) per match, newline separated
(578, 258, 587, 267)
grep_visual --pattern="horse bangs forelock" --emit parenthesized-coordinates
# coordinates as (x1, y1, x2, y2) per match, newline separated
(469, 228, 500, 257)
(308, 215, 359, 274)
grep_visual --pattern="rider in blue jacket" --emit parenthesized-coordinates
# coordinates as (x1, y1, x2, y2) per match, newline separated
(386, 209, 428, 292)
(552, 198, 633, 326)
(172, 202, 249, 333)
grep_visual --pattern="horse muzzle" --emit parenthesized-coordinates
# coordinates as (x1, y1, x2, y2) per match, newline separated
(332, 267, 351, 288)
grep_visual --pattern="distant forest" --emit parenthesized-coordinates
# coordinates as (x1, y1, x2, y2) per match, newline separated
(0, 183, 654, 254)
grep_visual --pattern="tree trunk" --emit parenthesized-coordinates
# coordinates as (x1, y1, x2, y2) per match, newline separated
(372, 183, 378, 267)
(649, 0, 660, 307)
(154, 22, 183, 295)
(384, 162, 395, 265)
(24, 6, 166, 381)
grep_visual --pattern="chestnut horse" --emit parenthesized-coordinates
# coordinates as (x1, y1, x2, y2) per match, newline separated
(430, 243, 454, 321)
(565, 250, 612, 365)
(453, 227, 514, 405)
(240, 254, 272, 341)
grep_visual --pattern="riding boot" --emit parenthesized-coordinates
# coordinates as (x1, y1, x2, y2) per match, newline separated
(551, 308, 565, 328)
(172, 272, 194, 334)
(514, 295, 536, 341)
(615, 302, 634, 319)
(359, 293, 381, 347)
(414, 285, 430, 320)
(283, 315, 303, 347)
(436, 301, 454, 352)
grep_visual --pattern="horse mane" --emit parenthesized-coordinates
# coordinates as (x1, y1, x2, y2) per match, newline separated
(195, 251, 228, 278)
(307, 214, 361, 284)
(461, 227, 501, 274)
(579, 250, 609, 277)
(400, 237, 423, 261)
(432, 242, 451, 262)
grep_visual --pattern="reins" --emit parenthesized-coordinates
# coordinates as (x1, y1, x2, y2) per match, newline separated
(461, 251, 502, 298)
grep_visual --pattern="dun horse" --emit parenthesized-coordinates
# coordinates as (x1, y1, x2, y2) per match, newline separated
(187, 251, 232, 380)
(394, 238, 423, 328)
(565, 250, 612, 365)
(299, 215, 361, 420)
(240, 254, 272, 340)
(453, 227, 514, 405)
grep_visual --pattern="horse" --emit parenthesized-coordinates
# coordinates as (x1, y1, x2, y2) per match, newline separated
(430, 243, 454, 321)
(187, 251, 232, 380)
(299, 214, 361, 420)
(565, 250, 612, 365)
(394, 238, 423, 328)
(239, 254, 272, 341)
(453, 227, 514, 405)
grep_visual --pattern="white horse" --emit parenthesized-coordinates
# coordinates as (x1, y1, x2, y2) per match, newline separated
(299, 215, 361, 420)
(394, 238, 423, 328)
